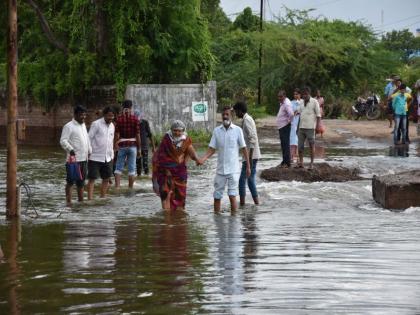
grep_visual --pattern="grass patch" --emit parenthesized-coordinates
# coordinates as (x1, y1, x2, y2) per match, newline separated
(248, 105, 268, 120)
(153, 129, 212, 147)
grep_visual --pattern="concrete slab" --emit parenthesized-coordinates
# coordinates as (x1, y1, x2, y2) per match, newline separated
(260, 162, 361, 182)
(372, 171, 420, 210)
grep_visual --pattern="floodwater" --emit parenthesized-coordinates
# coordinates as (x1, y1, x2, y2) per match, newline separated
(1, 135, 420, 314)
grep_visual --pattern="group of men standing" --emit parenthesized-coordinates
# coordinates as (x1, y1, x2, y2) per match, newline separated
(60, 100, 153, 206)
(276, 87, 322, 169)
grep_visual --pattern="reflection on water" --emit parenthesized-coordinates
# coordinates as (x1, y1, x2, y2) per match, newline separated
(3, 220, 21, 315)
(389, 144, 410, 157)
(63, 222, 116, 273)
(214, 214, 245, 297)
(1, 143, 420, 313)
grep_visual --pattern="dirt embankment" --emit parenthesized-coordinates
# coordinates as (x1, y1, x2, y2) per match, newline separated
(256, 118, 419, 145)
(256, 118, 397, 182)
(260, 162, 361, 182)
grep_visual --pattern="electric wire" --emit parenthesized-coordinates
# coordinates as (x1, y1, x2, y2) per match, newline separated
(18, 181, 63, 218)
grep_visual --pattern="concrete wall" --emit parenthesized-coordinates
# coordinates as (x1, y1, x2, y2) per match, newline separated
(0, 82, 217, 145)
(125, 81, 217, 134)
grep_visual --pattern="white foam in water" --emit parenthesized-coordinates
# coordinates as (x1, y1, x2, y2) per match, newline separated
(358, 203, 383, 212)
(363, 185, 371, 192)
(403, 207, 420, 214)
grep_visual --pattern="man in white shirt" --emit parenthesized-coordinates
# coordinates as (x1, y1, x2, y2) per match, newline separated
(87, 107, 115, 200)
(297, 87, 321, 169)
(60, 105, 92, 205)
(200, 106, 251, 213)
(233, 101, 261, 206)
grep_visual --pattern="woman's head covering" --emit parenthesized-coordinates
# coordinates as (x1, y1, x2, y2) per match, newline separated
(167, 120, 187, 148)
(171, 120, 186, 131)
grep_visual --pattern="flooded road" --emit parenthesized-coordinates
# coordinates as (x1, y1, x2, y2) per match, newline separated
(1, 137, 420, 314)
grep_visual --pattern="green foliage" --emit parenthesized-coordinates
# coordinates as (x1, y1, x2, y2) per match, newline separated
(201, 0, 231, 36)
(382, 29, 420, 62)
(1, 0, 215, 106)
(0, 1, 6, 65)
(2, 1, 415, 120)
(212, 11, 402, 117)
(233, 7, 260, 32)
(247, 105, 268, 119)
(399, 58, 420, 88)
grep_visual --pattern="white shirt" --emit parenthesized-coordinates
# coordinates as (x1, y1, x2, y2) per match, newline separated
(276, 97, 294, 129)
(88, 118, 115, 163)
(60, 119, 92, 162)
(209, 123, 246, 175)
(298, 97, 321, 129)
(241, 113, 261, 160)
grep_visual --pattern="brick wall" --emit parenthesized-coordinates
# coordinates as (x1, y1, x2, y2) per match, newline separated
(0, 86, 118, 146)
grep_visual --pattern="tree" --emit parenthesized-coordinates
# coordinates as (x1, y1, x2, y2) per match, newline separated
(382, 29, 420, 62)
(233, 7, 260, 32)
(201, 0, 231, 37)
(1, 0, 215, 105)
(212, 12, 401, 115)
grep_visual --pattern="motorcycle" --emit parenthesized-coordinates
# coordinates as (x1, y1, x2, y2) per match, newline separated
(351, 94, 381, 120)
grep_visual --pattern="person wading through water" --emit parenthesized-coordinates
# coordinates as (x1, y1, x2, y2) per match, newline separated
(199, 106, 251, 213)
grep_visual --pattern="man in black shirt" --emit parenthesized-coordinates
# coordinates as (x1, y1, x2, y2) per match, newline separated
(135, 111, 155, 175)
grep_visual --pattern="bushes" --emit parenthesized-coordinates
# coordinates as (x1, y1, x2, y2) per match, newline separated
(212, 9, 402, 115)
(1, 0, 215, 106)
(323, 97, 354, 119)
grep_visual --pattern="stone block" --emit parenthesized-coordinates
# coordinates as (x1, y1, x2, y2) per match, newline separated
(260, 162, 361, 182)
(372, 171, 420, 210)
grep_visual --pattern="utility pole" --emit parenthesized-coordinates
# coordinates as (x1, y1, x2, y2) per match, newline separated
(257, 0, 264, 106)
(381, 9, 384, 34)
(6, 0, 18, 218)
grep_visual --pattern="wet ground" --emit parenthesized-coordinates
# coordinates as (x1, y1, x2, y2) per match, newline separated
(1, 129, 420, 314)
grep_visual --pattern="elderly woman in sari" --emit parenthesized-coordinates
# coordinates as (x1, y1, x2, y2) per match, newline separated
(152, 120, 201, 211)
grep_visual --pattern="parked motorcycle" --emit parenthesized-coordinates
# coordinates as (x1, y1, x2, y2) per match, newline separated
(351, 94, 381, 120)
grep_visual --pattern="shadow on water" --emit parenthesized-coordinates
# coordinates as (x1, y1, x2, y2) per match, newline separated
(388, 144, 410, 157)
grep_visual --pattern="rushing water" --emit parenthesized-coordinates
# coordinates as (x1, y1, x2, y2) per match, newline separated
(1, 135, 420, 314)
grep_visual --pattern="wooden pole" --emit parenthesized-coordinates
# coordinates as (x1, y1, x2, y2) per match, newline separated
(257, 0, 263, 106)
(6, 0, 18, 218)
(7, 219, 22, 314)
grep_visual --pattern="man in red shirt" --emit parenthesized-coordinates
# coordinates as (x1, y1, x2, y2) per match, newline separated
(114, 100, 141, 188)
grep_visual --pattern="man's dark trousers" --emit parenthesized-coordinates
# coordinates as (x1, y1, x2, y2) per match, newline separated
(279, 123, 291, 166)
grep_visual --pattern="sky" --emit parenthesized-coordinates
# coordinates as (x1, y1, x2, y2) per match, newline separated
(220, 0, 420, 35)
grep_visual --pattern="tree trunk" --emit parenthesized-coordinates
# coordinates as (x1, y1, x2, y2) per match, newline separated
(94, 0, 107, 54)
(6, 0, 18, 218)
(25, 0, 69, 54)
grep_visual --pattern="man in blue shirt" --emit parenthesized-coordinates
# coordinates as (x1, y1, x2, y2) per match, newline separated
(200, 106, 251, 213)
(385, 75, 398, 128)
(392, 84, 411, 145)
